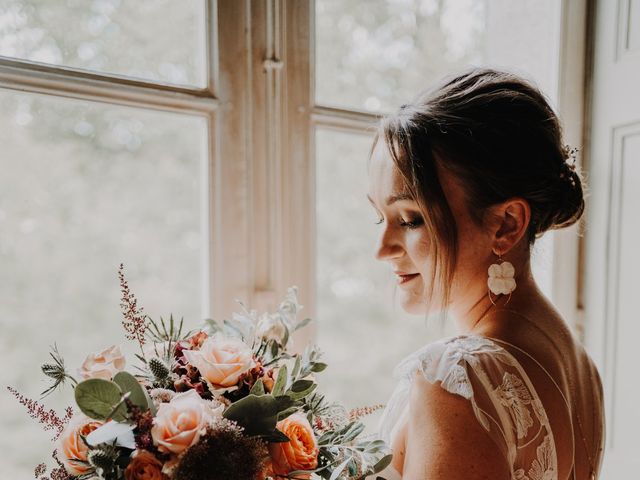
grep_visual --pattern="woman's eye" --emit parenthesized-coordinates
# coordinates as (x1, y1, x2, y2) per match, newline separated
(400, 217, 424, 229)
(374, 217, 384, 225)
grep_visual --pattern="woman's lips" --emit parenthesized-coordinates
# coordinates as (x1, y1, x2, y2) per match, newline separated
(396, 273, 420, 285)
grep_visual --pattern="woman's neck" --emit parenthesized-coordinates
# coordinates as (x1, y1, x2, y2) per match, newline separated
(452, 261, 539, 335)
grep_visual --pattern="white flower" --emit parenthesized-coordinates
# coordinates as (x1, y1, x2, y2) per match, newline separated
(77, 345, 126, 380)
(488, 261, 516, 295)
(255, 312, 287, 344)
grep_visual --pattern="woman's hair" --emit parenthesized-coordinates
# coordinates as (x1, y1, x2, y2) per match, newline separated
(374, 67, 586, 310)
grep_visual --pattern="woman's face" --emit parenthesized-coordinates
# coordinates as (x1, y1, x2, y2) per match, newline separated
(367, 140, 493, 315)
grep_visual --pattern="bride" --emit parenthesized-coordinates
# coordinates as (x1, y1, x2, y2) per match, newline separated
(366, 68, 605, 479)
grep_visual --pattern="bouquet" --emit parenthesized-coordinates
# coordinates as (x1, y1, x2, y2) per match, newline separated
(9, 265, 392, 480)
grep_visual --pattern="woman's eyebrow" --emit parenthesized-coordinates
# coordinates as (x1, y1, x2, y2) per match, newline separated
(366, 193, 415, 206)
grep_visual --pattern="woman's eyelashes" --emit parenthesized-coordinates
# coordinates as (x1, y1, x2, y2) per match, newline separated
(400, 217, 424, 229)
(374, 214, 424, 229)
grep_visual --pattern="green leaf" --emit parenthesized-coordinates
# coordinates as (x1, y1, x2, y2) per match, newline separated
(223, 394, 279, 436)
(113, 371, 148, 411)
(250, 379, 265, 396)
(263, 428, 290, 443)
(311, 362, 328, 373)
(291, 355, 302, 380)
(287, 379, 316, 400)
(276, 406, 298, 421)
(293, 317, 312, 332)
(371, 454, 393, 474)
(272, 364, 288, 396)
(74, 379, 123, 421)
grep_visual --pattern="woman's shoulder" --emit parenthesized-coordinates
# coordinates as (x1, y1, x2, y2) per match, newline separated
(394, 334, 518, 389)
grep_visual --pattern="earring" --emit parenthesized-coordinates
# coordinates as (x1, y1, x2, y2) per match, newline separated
(487, 251, 516, 305)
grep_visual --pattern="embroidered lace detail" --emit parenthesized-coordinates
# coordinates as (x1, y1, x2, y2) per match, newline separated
(376, 334, 560, 480)
(512, 435, 557, 480)
(495, 372, 534, 439)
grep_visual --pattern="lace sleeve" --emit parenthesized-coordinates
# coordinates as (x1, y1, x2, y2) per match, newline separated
(382, 335, 559, 480)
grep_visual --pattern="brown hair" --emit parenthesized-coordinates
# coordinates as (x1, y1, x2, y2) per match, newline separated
(374, 67, 586, 310)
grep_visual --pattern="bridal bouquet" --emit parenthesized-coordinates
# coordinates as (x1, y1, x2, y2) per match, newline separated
(10, 266, 391, 480)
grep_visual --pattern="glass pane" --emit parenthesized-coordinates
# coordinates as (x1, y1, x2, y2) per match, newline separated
(315, 128, 454, 430)
(0, 0, 206, 87)
(0, 90, 207, 476)
(316, 0, 487, 112)
(315, 0, 562, 113)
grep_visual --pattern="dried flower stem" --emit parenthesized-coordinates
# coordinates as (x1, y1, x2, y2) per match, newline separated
(118, 263, 149, 354)
(348, 403, 385, 422)
(7, 386, 73, 441)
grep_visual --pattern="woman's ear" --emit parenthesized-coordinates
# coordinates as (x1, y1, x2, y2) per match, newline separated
(490, 198, 531, 252)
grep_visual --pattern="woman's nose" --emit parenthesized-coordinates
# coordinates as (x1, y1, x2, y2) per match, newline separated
(374, 227, 404, 261)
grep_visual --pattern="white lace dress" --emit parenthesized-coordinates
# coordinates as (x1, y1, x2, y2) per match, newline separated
(371, 335, 568, 480)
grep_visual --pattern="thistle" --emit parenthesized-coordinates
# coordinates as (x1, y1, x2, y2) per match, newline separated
(148, 357, 172, 388)
(88, 448, 115, 472)
(40, 344, 77, 398)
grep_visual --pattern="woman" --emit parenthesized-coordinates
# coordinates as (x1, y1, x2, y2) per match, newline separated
(367, 68, 605, 479)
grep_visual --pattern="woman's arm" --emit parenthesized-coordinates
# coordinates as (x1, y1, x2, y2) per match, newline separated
(401, 370, 511, 479)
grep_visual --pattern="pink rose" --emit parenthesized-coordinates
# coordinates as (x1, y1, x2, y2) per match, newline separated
(182, 335, 255, 390)
(57, 414, 103, 476)
(77, 345, 126, 380)
(151, 390, 223, 455)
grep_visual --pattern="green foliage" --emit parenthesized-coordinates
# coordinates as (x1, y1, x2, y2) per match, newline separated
(222, 394, 298, 441)
(112, 371, 152, 413)
(74, 379, 126, 422)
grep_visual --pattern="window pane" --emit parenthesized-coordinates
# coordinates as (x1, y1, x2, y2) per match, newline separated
(0, 0, 206, 87)
(316, 0, 486, 112)
(315, 128, 453, 430)
(0, 90, 207, 476)
(315, 0, 562, 113)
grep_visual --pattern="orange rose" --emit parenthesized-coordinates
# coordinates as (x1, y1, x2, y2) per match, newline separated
(268, 413, 318, 478)
(125, 450, 166, 480)
(57, 414, 103, 476)
(151, 389, 223, 455)
(182, 335, 255, 390)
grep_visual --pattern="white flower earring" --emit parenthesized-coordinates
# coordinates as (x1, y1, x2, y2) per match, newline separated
(487, 251, 516, 305)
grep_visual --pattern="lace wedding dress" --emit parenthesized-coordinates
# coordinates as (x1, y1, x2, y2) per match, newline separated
(372, 334, 585, 480)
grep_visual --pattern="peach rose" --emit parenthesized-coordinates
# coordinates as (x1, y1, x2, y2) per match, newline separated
(182, 335, 255, 390)
(57, 414, 103, 476)
(151, 389, 223, 455)
(268, 413, 319, 477)
(77, 344, 126, 380)
(125, 450, 166, 480)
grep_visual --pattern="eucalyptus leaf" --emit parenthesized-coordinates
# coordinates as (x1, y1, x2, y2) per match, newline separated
(272, 364, 287, 396)
(311, 362, 328, 373)
(293, 317, 312, 332)
(113, 371, 148, 411)
(372, 454, 393, 473)
(74, 379, 123, 421)
(291, 355, 302, 380)
(287, 379, 317, 400)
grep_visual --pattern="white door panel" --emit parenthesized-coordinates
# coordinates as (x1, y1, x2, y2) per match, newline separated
(584, 0, 640, 476)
